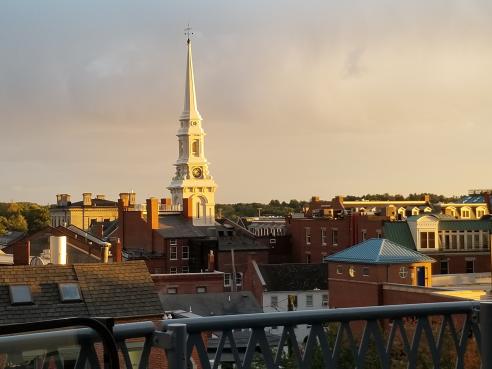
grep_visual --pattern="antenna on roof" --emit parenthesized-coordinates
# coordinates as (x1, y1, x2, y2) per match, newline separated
(184, 24, 194, 44)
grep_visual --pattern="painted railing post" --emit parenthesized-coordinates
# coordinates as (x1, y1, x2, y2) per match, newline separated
(167, 323, 187, 369)
(481, 301, 492, 369)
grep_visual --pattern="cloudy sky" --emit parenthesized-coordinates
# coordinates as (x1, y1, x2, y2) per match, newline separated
(1, 0, 492, 204)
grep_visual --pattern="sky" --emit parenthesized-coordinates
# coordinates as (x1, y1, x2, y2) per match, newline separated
(1, 0, 492, 204)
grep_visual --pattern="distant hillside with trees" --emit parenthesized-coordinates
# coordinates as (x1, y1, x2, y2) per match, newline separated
(0, 202, 50, 235)
(217, 193, 462, 219)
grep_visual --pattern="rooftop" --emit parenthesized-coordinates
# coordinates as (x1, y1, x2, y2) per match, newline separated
(325, 238, 435, 265)
(256, 263, 328, 291)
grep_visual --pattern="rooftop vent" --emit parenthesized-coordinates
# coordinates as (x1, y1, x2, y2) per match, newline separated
(9, 285, 33, 305)
(58, 283, 82, 302)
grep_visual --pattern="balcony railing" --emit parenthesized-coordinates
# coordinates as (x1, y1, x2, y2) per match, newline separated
(1, 301, 491, 369)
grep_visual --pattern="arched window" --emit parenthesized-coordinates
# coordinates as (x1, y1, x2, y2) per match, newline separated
(192, 139, 200, 156)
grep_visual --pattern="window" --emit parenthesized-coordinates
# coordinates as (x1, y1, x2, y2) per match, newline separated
(181, 266, 189, 273)
(170, 267, 177, 274)
(169, 239, 178, 246)
(377, 230, 382, 239)
(477, 208, 485, 218)
(336, 265, 343, 274)
(322, 294, 329, 307)
(167, 287, 177, 294)
(332, 229, 338, 245)
(182, 245, 189, 259)
(440, 260, 449, 274)
(9, 285, 33, 305)
(269, 238, 276, 244)
(235, 272, 243, 287)
(306, 254, 311, 263)
(321, 228, 327, 245)
(58, 283, 82, 302)
(192, 139, 200, 156)
(270, 295, 278, 308)
(224, 273, 231, 287)
(196, 286, 207, 293)
(306, 295, 313, 307)
(361, 230, 367, 241)
(466, 260, 475, 273)
(420, 232, 436, 249)
(170, 246, 177, 260)
(362, 267, 369, 277)
(461, 208, 471, 219)
(305, 227, 311, 245)
(399, 266, 408, 278)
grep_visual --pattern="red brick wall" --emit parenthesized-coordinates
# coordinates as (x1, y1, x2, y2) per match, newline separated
(431, 253, 491, 274)
(382, 287, 463, 305)
(287, 215, 385, 263)
(152, 272, 225, 294)
(217, 250, 269, 291)
(328, 279, 382, 308)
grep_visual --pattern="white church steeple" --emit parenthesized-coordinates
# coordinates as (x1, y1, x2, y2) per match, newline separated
(168, 36, 217, 226)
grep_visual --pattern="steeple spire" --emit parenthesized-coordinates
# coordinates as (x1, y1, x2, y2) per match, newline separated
(180, 37, 202, 121)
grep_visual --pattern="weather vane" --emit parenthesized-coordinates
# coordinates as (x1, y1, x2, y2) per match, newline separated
(184, 24, 194, 44)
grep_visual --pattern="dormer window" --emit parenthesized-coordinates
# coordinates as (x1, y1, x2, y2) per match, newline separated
(59, 283, 82, 302)
(9, 285, 33, 305)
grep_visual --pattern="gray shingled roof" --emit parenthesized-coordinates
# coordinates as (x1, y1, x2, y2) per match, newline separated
(257, 263, 328, 291)
(156, 215, 209, 238)
(160, 291, 261, 317)
(0, 261, 163, 324)
(325, 238, 435, 265)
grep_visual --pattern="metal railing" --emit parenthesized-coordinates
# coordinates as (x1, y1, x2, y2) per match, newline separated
(1, 301, 490, 369)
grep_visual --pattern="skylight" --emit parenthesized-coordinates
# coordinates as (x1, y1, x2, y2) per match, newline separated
(58, 283, 82, 302)
(9, 285, 33, 305)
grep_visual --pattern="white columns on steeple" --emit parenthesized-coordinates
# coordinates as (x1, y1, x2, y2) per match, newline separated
(180, 39, 202, 122)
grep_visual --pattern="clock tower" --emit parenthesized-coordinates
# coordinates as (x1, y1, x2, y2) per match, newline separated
(167, 38, 217, 226)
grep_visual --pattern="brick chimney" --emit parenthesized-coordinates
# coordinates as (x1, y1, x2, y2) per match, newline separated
(161, 198, 172, 210)
(93, 223, 104, 238)
(484, 192, 491, 212)
(146, 198, 159, 230)
(183, 198, 193, 219)
(119, 193, 130, 208)
(207, 250, 215, 271)
(14, 241, 30, 266)
(129, 192, 136, 207)
(424, 194, 431, 203)
(113, 238, 122, 262)
(82, 193, 92, 206)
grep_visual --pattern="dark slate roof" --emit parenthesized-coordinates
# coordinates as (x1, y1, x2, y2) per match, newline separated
(218, 236, 269, 251)
(0, 231, 26, 248)
(156, 215, 209, 239)
(68, 198, 117, 208)
(456, 195, 486, 204)
(383, 222, 416, 250)
(0, 261, 163, 324)
(325, 238, 435, 265)
(257, 263, 327, 291)
(160, 291, 261, 317)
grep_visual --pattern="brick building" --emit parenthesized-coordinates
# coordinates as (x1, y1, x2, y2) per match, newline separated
(287, 213, 386, 264)
(384, 214, 492, 274)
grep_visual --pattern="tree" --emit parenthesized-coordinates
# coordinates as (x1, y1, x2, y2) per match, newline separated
(8, 213, 28, 232)
(0, 216, 8, 235)
(22, 205, 50, 232)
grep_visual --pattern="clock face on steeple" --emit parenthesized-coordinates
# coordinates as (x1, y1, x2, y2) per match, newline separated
(192, 167, 203, 178)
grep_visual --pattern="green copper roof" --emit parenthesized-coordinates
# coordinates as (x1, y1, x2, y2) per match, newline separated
(438, 220, 492, 231)
(383, 222, 416, 250)
(325, 238, 435, 265)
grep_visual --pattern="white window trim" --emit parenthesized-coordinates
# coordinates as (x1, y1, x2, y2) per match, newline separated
(170, 246, 178, 260)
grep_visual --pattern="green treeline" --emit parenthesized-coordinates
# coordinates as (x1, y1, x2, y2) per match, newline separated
(0, 202, 50, 235)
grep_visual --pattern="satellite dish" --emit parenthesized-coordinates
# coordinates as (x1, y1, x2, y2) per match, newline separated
(30, 256, 46, 266)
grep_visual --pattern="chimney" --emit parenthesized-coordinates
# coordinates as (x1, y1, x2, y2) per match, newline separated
(102, 244, 110, 263)
(113, 238, 122, 262)
(119, 193, 130, 208)
(14, 241, 30, 266)
(311, 196, 320, 203)
(129, 192, 136, 207)
(208, 250, 215, 271)
(183, 198, 193, 219)
(56, 194, 62, 206)
(82, 193, 92, 206)
(93, 223, 104, 238)
(484, 192, 491, 212)
(96, 194, 106, 200)
(161, 198, 172, 210)
(146, 198, 159, 230)
(424, 194, 431, 203)
(50, 236, 67, 265)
